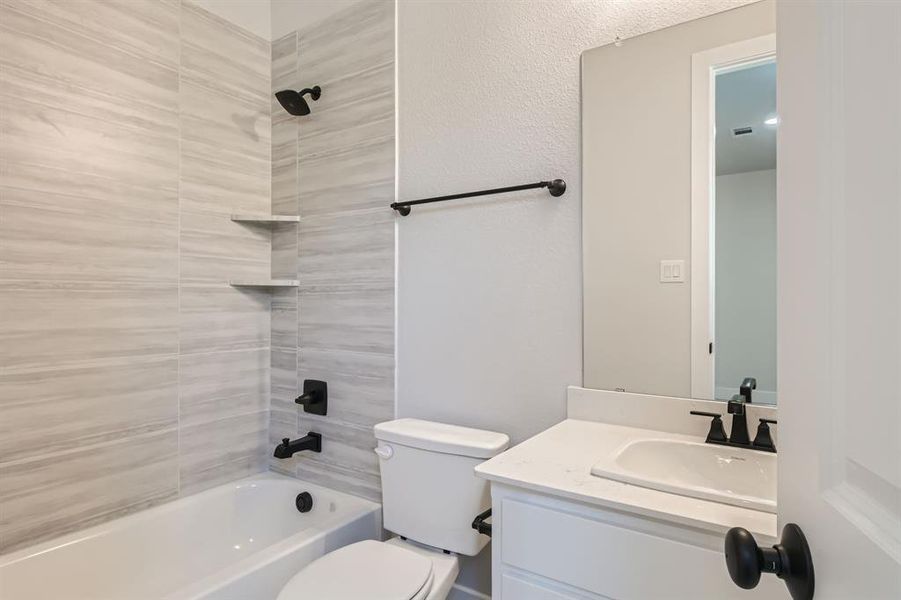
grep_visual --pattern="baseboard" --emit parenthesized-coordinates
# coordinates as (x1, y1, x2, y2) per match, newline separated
(448, 582, 491, 600)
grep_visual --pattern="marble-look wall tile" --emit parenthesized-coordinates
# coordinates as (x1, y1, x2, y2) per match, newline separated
(296, 0, 393, 87)
(0, 281, 178, 371)
(300, 285, 394, 354)
(272, 0, 395, 502)
(0, 183, 177, 283)
(0, 430, 179, 554)
(0, 358, 178, 463)
(177, 1, 272, 504)
(0, 1, 179, 111)
(3, 0, 181, 67)
(272, 223, 298, 279)
(179, 211, 270, 284)
(294, 454, 382, 503)
(0, 0, 272, 551)
(179, 410, 269, 495)
(179, 284, 270, 355)
(272, 292, 299, 350)
(271, 32, 299, 218)
(271, 348, 299, 412)
(179, 2, 269, 105)
(298, 210, 395, 289)
(298, 138, 394, 217)
(178, 348, 269, 427)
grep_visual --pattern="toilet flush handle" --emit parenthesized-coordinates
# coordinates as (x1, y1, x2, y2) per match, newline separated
(374, 445, 394, 460)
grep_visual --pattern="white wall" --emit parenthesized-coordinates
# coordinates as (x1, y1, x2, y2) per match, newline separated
(191, 0, 272, 39)
(271, 0, 362, 40)
(396, 1, 759, 596)
(396, 0, 759, 446)
(715, 169, 777, 401)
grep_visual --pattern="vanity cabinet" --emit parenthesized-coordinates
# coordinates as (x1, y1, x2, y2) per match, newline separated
(490, 484, 787, 600)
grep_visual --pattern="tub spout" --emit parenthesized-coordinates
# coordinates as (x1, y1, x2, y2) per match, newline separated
(274, 432, 322, 459)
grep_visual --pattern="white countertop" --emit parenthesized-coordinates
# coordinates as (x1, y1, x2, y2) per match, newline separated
(474, 419, 777, 539)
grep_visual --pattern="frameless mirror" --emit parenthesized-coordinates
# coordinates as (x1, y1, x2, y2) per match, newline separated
(582, 1, 777, 404)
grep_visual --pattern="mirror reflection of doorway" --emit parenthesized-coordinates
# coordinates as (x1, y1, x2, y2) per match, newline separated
(690, 35, 777, 405)
(713, 60, 777, 404)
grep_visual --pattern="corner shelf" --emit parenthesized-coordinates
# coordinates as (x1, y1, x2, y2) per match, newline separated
(229, 279, 299, 288)
(230, 214, 300, 224)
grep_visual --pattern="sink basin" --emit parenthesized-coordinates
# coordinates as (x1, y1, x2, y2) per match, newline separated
(590, 439, 776, 513)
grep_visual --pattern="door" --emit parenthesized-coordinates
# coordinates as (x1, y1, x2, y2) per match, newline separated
(778, 1, 900, 598)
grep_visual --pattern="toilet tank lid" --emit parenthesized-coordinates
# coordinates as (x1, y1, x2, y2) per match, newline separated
(374, 419, 510, 459)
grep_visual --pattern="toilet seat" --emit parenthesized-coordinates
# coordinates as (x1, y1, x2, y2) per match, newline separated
(277, 540, 434, 600)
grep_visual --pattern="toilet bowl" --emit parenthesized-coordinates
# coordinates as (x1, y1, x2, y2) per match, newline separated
(277, 538, 459, 600)
(276, 419, 509, 600)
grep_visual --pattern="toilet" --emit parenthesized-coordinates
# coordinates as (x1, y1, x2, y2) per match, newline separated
(277, 418, 510, 600)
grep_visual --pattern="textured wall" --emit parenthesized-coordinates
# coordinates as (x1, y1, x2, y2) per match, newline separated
(268, 0, 394, 502)
(396, 1, 758, 597)
(0, 0, 271, 553)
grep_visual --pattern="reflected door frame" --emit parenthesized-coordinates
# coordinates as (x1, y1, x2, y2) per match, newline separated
(690, 34, 777, 400)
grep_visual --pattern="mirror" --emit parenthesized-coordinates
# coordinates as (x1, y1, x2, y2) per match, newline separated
(582, 1, 777, 404)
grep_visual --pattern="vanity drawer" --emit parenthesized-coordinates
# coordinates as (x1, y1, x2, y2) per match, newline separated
(500, 498, 786, 599)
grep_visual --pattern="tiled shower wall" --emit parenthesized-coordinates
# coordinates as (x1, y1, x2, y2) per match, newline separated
(269, 0, 395, 502)
(0, 0, 271, 553)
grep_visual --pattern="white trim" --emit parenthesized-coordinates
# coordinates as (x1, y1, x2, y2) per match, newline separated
(690, 34, 776, 400)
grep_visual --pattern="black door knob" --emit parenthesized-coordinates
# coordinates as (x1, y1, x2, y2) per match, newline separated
(724, 524, 814, 600)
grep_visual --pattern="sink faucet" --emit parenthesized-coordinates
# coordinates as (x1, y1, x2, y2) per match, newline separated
(739, 377, 757, 402)
(728, 377, 757, 445)
(274, 432, 322, 459)
(727, 398, 751, 445)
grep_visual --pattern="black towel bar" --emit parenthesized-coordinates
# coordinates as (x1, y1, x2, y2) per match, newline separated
(391, 179, 566, 216)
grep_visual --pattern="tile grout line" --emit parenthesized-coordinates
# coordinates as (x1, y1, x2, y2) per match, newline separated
(176, 0, 183, 499)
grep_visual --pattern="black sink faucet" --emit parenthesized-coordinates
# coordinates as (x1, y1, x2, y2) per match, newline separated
(274, 432, 322, 459)
(727, 398, 751, 446)
(740, 377, 757, 402)
(728, 377, 757, 445)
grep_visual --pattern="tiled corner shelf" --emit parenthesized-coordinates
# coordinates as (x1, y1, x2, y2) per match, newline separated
(229, 279, 299, 288)
(230, 214, 301, 224)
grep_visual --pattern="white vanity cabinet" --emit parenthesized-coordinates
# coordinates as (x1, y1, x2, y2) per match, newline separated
(490, 483, 788, 600)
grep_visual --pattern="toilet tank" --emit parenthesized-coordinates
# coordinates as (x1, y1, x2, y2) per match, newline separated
(374, 419, 509, 556)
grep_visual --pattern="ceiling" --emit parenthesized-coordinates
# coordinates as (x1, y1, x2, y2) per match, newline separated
(715, 61, 777, 176)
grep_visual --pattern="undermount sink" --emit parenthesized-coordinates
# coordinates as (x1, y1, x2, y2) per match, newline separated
(590, 438, 776, 513)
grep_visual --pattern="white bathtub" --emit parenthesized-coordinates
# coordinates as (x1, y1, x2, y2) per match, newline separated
(0, 473, 381, 600)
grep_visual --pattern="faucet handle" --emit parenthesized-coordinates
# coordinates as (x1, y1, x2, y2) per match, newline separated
(281, 437, 290, 446)
(690, 411, 728, 444)
(753, 419, 777, 452)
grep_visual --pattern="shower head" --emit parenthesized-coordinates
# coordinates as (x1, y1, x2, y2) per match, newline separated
(275, 86, 321, 116)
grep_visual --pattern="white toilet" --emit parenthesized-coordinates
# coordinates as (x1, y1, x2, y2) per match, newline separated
(277, 418, 509, 600)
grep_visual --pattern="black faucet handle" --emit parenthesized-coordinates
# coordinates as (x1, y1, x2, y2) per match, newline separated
(690, 410, 722, 418)
(281, 437, 290, 446)
(690, 411, 728, 444)
(753, 418, 777, 452)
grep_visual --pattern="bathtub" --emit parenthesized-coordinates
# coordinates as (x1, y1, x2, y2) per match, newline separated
(0, 472, 381, 600)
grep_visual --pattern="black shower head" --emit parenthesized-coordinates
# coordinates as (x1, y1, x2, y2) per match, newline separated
(275, 86, 321, 116)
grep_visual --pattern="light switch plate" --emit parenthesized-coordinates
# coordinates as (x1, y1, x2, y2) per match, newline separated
(660, 259, 685, 283)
